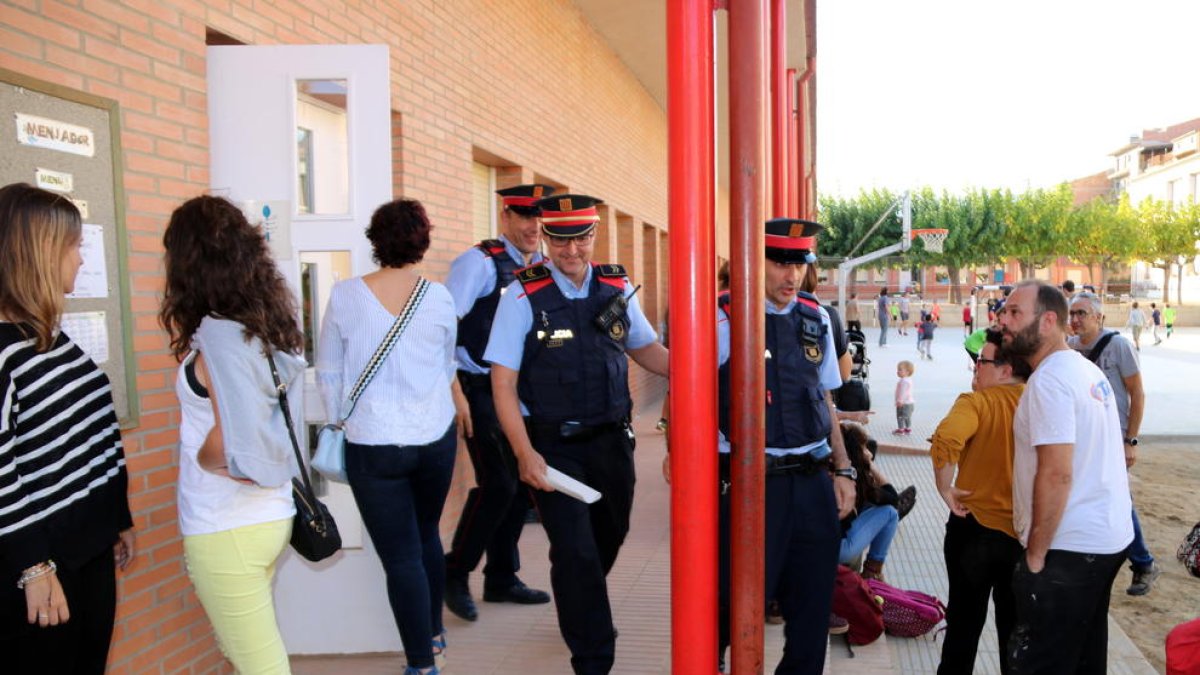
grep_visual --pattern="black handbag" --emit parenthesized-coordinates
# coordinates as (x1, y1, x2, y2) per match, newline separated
(268, 352, 342, 562)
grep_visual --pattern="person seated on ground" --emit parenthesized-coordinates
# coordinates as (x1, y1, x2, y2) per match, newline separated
(837, 422, 914, 581)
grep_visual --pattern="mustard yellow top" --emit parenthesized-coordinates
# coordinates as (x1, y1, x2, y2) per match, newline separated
(930, 383, 1024, 538)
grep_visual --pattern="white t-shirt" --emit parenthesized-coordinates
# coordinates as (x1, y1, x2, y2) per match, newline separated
(175, 353, 294, 537)
(1012, 349, 1133, 554)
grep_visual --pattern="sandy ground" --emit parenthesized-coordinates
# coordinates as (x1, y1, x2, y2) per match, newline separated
(1109, 441, 1200, 673)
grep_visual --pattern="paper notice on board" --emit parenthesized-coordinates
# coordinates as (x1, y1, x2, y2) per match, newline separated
(15, 113, 96, 157)
(61, 312, 108, 364)
(67, 224, 108, 299)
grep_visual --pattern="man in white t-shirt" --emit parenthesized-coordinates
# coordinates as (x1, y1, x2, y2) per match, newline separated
(998, 280, 1133, 674)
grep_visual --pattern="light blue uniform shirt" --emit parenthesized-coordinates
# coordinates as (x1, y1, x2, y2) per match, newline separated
(717, 298, 841, 457)
(445, 234, 543, 374)
(484, 260, 657, 415)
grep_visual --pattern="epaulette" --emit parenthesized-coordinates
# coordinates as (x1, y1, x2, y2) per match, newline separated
(594, 262, 627, 290)
(515, 262, 554, 295)
(477, 238, 506, 257)
(795, 290, 821, 310)
(717, 290, 732, 319)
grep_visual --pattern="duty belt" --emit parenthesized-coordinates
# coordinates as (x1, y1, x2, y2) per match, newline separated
(526, 419, 628, 442)
(457, 371, 492, 392)
(718, 451, 828, 494)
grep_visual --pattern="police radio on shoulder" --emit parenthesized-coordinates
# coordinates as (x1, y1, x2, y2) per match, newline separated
(594, 284, 641, 332)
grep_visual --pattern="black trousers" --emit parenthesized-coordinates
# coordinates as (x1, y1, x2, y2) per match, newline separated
(0, 545, 117, 675)
(847, 320, 862, 332)
(1008, 547, 1127, 675)
(938, 513, 1023, 675)
(528, 423, 636, 675)
(445, 373, 529, 589)
(719, 466, 840, 675)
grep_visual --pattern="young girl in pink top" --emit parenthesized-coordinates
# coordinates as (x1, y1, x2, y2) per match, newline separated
(894, 360, 915, 434)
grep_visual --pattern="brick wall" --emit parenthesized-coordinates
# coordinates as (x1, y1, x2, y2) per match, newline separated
(0, 1, 670, 671)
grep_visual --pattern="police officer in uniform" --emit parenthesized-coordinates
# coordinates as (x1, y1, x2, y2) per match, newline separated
(443, 184, 554, 621)
(485, 194, 669, 675)
(716, 218, 856, 674)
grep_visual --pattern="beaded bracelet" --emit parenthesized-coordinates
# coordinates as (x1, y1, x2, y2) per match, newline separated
(16, 560, 57, 590)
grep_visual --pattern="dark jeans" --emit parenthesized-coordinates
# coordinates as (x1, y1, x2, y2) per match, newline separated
(347, 424, 457, 669)
(879, 315, 889, 345)
(1008, 547, 1127, 675)
(719, 465, 840, 675)
(847, 320, 862, 333)
(528, 422, 636, 675)
(938, 514, 1023, 675)
(0, 545, 117, 675)
(1128, 507, 1154, 571)
(445, 373, 528, 589)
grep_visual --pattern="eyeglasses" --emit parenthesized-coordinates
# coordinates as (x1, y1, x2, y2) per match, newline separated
(1068, 310, 1092, 318)
(546, 231, 596, 248)
(976, 358, 1005, 367)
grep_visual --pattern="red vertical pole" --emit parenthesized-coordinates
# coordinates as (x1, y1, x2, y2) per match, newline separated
(796, 59, 815, 220)
(667, 2, 717, 674)
(786, 68, 799, 218)
(770, 0, 788, 219)
(729, 0, 769, 671)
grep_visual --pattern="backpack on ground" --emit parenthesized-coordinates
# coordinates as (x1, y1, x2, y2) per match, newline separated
(866, 578, 946, 638)
(831, 565, 884, 646)
(1177, 520, 1200, 578)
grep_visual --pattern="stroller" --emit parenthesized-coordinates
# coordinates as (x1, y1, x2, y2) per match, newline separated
(846, 328, 870, 380)
(837, 328, 871, 412)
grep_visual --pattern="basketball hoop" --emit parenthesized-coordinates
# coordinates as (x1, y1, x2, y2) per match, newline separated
(911, 228, 948, 253)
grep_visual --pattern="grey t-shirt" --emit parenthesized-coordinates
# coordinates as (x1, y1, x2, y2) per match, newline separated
(1067, 331, 1140, 434)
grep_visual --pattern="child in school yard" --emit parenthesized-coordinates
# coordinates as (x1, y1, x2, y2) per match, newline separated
(917, 311, 936, 359)
(894, 360, 915, 435)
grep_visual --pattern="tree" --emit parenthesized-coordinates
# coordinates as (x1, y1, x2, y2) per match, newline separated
(1138, 197, 1200, 303)
(1004, 184, 1074, 278)
(1067, 194, 1138, 297)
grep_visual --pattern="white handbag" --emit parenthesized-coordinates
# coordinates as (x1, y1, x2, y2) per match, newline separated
(312, 277, 429, 482)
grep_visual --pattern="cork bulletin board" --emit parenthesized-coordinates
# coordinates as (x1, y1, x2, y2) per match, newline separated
(0, 68, 138, 427)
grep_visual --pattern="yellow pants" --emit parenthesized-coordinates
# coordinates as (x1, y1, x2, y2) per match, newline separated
(184, 518, 293, 675)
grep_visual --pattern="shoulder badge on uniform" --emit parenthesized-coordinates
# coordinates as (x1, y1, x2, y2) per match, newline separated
(804, 341, 823, 364)
(478, 238, 506, 257)
(515, 263, 553, 295)
(594, 263, 627, 278)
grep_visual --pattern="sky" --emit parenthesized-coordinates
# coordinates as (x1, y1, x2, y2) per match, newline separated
(817, 0, 1200, 197)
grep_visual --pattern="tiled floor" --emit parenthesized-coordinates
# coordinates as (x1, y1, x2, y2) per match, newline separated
(291, 387, 1157, 674)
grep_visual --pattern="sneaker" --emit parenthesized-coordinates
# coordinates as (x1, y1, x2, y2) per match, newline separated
(1127, 563, 1161, 596)
(829, 613, 850, 635)
(892, 429, 906, 435)
(432, 632, 446, 669)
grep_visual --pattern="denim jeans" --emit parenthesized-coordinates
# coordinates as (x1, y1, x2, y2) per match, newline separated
(1008, 547, 1127, 675)
(1128, 507, 1154, 571)
(838, 503, 899, 565)
(346, 424, 457, 669)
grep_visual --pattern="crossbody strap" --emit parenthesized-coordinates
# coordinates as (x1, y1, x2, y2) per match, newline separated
(267, 351, 313, 492)
(340, 276, 430, 422)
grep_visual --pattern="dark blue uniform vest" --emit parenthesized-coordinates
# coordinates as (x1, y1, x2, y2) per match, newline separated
(718, 291, 832, 448)
(516, 263, 632, 425)
(457, 239, 522, 366)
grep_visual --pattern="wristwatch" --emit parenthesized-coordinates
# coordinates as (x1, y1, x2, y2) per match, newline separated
(1124, 437, 1138, 446)
(833, 467, 858, 481)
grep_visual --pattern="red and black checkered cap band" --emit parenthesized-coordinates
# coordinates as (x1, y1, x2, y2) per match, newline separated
(540, 207, 600, 236)
(503, 196, 542, 207)
(765, 234, 816, 251)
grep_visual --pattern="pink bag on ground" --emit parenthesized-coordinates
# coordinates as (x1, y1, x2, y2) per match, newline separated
(866, 578, 946, 638)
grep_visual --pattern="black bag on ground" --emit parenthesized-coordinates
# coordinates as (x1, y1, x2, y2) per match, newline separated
(836, 377, 871, 412)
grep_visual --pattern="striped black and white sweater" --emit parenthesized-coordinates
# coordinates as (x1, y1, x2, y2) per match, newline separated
(0, 323, 132, 580)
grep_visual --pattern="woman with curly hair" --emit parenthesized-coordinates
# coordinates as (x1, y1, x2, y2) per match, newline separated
(160, 195, 306, 675)
(316, 199, 458, 675)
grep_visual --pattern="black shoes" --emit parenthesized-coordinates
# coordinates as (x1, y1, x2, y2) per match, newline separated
(444, 576, 478, 621)
(483, 579, 551, 605)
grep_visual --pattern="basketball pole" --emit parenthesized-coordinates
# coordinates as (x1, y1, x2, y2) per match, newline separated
(836, 191, 912, 316)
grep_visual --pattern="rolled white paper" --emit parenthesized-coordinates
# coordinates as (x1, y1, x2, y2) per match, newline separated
(546, 467, 602, 504)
